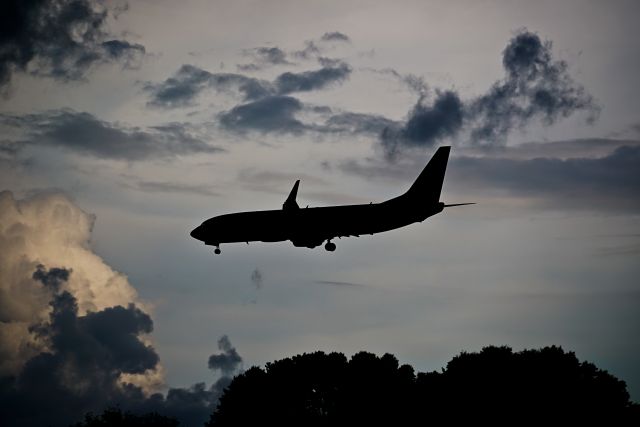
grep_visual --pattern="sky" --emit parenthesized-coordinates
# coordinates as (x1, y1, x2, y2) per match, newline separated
(1, 0, 639, 425)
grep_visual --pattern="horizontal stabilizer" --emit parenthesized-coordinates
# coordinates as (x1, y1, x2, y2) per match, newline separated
(443, 203, 475, 207)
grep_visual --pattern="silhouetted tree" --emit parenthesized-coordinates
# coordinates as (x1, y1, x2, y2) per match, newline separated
(71, 407, 179, 427)
(206, 346, 638, 426)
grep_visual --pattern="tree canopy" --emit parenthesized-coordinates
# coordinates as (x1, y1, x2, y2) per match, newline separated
(207, 346, 637, 426)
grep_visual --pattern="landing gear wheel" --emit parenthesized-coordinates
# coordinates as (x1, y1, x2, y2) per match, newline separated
(214, 246, 221, 255)
(324, 241, 336, 252)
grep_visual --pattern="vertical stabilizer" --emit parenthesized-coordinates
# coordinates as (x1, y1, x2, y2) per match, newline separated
(283, 180, 300, 210)
(405, 146, 450, 204)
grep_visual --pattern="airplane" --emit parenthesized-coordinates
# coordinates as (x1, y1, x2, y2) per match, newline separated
(190, 146, 473, 254)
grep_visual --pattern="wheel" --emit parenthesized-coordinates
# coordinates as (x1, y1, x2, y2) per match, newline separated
(324, 242, 336, 252)
(214, 247, 221, 254)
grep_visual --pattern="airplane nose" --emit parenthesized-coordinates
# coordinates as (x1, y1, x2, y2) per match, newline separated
(190, 225, 204, 241)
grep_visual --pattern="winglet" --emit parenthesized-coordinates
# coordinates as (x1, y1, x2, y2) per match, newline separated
(283, 180, 300, 210)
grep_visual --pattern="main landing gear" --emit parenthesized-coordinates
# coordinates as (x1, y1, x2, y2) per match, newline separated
(324, 240, 336, 252)
(214, 245, 221, 255)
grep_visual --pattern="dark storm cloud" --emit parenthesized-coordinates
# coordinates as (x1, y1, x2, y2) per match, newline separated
(459, 138, 640, 160)
(1, 263, 245, 427)
(1, 271, 159, 426)
(0, 110, 222, 160)
(340, 141, 640, 213)
(32, 264, 71, 292)
(377, 30, 598, 157)
(208, 335, 243, 377)
(320, 31, 351, 43)
(449, 145, 640, 212)
(0, 0, 145, 90)
(219, 95, 306, 134)
(146, 62, 351, 109)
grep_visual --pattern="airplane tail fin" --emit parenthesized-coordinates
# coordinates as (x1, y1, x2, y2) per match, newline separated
(404, 146, 450, 205)
(283, 180, 300, 210)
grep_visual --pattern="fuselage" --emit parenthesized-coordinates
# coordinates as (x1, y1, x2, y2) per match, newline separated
(190, 196, 444, 248)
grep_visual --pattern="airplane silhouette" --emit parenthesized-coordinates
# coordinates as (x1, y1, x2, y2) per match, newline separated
(190, 146, 473, 254)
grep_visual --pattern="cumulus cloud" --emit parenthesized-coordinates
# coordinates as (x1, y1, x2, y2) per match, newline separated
(0, 191, 244, 426)
(0, 110, 222, 161)
(0, 0, 145, 91)
(0, 190, 147, 376)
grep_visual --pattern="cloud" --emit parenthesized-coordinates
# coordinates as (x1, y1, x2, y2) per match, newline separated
(32, 264, 71, 292)
(0, 191, 244, 427)
(237, 32, 350, 71)
(467, 30, 599, 142)
(320, 31, 351, 43)
(219, 95, 306, 134)
(237, 46, 291, 71)
(0, 110, 222, 161)
(339, 140, 640, 213)
(0, 190, 149, 376)
(0, 0, 145, 91)
(449, 144, 640, 212)
(0, 190, 161, 424)
(368, 67, 428, 95)
(126, 180, 220, 197)
(146, 62, 350, 109)
(208, 335, 243, 377)
(381, 91, 465, 158)
(324, 111, 399, 136)
(293, 40, 322, 60)
(274, 62, 351, 94)
(145, 30, 594, 154)
(377, 30, 598, 157)
(145, 65, 271, 108)
(251, 269, 263, 290)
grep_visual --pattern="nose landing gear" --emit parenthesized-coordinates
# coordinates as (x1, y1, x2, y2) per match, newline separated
(214, 245, 221, 255)
(324, 241, 336, 252)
